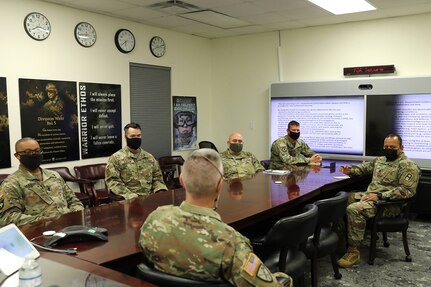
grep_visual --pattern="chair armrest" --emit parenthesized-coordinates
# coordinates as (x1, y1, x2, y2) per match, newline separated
(69, 178, 97, 184)
(109, 192, 125, 201)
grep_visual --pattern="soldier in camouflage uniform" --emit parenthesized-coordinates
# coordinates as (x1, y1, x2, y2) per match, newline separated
(337, 134, 420, 268)
(140, 149, 293, 287)
(220, 132, 264, 179)
(105, 123, 167, 200)
(0, 138, 83, 227)
(270, 120, 321, 169)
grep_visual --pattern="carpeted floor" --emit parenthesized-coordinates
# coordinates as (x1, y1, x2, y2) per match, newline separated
(311, 215, 431, 287)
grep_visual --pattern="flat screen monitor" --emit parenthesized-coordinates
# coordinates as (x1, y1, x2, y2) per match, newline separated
(270, 96, 365, 155)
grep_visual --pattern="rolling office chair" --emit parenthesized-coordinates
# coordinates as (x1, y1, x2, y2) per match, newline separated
(198, 141, 219, 152)
(251, 204, 318, 287)
(367, 196, 416, 265)
(303, 191, 348, 287)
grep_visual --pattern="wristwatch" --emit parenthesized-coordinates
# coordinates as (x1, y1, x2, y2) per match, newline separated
(376, 192, 383, 200)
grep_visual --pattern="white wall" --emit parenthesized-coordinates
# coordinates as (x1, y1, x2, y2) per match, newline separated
(2, 0, 431, 174)
(211, 13, 431, 160)
(0, 0, 212, 174)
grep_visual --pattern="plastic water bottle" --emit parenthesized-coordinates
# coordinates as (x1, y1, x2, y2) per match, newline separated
(18, 255, 42, 287)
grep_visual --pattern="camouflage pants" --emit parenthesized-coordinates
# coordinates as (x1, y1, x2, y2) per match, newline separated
(346, 192, 377, 247)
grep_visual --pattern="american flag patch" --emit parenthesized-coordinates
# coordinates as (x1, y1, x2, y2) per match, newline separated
(243, 253, 260, 276)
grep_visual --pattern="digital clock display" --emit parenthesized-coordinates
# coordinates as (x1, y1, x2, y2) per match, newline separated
(344, 65, 395, 76)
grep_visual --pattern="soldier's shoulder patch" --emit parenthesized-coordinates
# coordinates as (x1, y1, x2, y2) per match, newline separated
(256, 262, 273, 282)
(243, 253, 260, 276)
(281, 146, 287, 152)
(404, 173, 413, 182)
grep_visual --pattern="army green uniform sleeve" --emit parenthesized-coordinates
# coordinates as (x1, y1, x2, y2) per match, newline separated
(0, 182, 42, 227)
(350, 158, 377, 176)
(300, 142, 315, 158)
(270, 140, 309, 168)
(105, 155, 137, 200)
(151, 160, 168, 192)
(222, 239, 292, 287)
(251, 154, 265, 173)
(60, 178, 84, 211)
(381, 162, 420, 200)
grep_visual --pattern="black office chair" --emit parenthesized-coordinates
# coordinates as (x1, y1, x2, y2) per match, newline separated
(136, 261, 232, 287)
(367, 196, 416, 265)
(260, 160, 270, 170)
(158, 155, 184, 189)
(251, 204, 318, 287)
(0, 174, 9, 184)
(198, 141, 219, 152)
(303, 191, 348, 287)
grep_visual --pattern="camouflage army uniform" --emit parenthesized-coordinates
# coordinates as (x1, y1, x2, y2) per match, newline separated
(105, 147, 167, 200)
(269, 136, 315, 169)
(0, 166, 84, 227)
(140, 201, 292, 287)
(220, 150, 264, 179)
(346, 153, 420, 246)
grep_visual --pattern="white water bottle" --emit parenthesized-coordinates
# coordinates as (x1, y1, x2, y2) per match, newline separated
(18, 255, 42, 287)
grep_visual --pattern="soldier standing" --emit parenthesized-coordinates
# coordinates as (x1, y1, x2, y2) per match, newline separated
(337, 133, 420, 268)
(105, 122, 167, 200)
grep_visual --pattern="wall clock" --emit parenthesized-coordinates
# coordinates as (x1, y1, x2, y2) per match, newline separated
(75, 22, 97, 47)
(149, 36, 166, 57)
(24, 12, 51, 41)
(115, 29, 135, 53)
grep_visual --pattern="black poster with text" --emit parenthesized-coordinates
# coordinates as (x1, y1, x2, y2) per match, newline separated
(79, 82, 121, 159)
(19, 79, 79, 163)
(0, 77, 11, 168)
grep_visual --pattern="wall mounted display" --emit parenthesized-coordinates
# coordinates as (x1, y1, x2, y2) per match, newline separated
(114, 29, 135, 53)
(0, 77, 11, 168)
(149, 36, 166, 57)
(24, 12, 51, 41)
(74, 22, 97, 47)
(173, 96, 197, 151)
(79, 82, 122, 159)
(19, 79, 79, 164)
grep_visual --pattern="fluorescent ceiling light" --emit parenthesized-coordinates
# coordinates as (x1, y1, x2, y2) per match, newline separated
(309, 0, 376, 15)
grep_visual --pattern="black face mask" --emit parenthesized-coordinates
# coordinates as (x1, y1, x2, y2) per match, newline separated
(289, 131, 300, 140)
(20, 153, 43, 170)
(126, 137, 141, 150)
(383, 148, 398, 161)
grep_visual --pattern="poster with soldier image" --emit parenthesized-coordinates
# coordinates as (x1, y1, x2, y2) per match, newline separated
(173, 96, 197, 151)
(0, 77, 11, 168)
(19, 79, 79, 163)
(79, 82, 121, 159)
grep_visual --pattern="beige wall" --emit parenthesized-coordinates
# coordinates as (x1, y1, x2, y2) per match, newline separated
(2, 0, 431, 173)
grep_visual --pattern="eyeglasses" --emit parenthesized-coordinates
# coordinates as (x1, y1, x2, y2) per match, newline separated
(16, 149, 42, 156)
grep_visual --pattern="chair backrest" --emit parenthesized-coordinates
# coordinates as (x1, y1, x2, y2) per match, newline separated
(198, 141, 219, 152)
(262, 204, 318, 248)
(136, 261, 232, 287)
(260, 160, 270, 170)
(159, 156, 185, 173)
(158, 156, 185, 188)
(46, 166, 76, 182)
(314, 191, 348, 227)
(0, 174, 10, 184)
(74, 163, 107, 181)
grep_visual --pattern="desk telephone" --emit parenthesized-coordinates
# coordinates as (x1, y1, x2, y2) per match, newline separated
(43, 225, 108, 247)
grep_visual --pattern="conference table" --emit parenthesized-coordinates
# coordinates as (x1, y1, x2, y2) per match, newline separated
(20, 160, 368, 286)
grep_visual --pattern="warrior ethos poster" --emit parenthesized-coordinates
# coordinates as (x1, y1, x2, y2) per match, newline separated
(0, 77, 11, 168)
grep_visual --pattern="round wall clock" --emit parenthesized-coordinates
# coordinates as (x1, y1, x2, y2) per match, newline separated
(149, 36, 166, 58)
(75, 22, 97, 47)
(24, 12, 51, 41)
(115, 29, 135, 53)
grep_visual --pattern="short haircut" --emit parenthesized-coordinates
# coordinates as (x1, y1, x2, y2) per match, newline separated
(15, 137, 38, 151)
(385, 133, 403, 146)
(124, 122, 141, 133)
(288, 120, 300, 129)
(182, 149, 223, 199)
